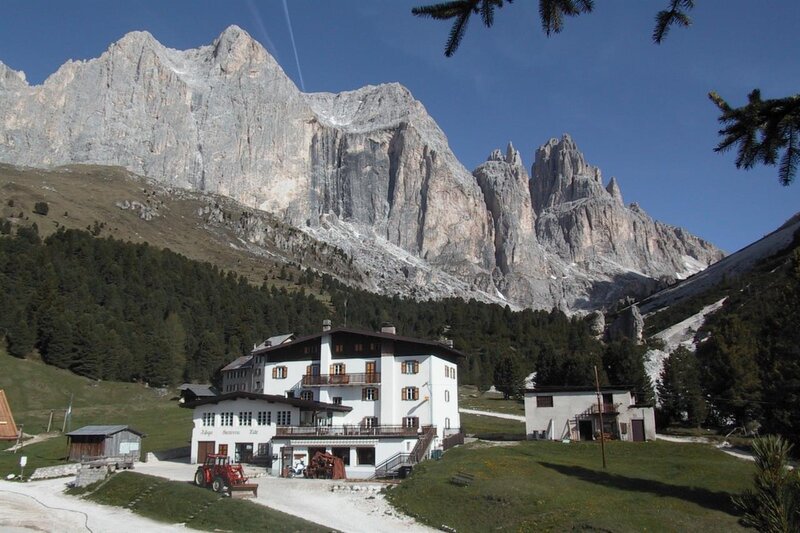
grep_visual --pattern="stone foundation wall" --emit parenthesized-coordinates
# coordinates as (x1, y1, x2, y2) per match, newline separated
(29, 463, 80, 480)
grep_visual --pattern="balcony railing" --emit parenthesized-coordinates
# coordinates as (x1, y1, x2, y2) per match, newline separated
(301, 373, 381, 387)
(276, 424, 418, 438)
(590, 403, 622, 415)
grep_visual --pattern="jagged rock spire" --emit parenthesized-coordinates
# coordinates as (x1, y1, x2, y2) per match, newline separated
(606, 176, 623, 204)
(530, 134, 605, 214)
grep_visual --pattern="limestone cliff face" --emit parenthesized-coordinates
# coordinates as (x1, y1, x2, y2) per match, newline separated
(0, 26, 494, 283)
(0, 27, 723, 311)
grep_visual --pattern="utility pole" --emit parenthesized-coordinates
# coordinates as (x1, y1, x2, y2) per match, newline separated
(13, 424, 23, 454)
(594, 366, 607, 469)
(62, 394, 73, 433)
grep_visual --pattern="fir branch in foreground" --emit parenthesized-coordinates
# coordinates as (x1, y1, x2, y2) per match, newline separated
(710, 90, 800, 186)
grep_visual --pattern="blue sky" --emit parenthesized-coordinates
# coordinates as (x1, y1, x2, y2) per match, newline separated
(1, 1, 798, 253)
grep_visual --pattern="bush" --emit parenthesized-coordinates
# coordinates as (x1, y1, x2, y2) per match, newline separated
(33, 202, 49, 216)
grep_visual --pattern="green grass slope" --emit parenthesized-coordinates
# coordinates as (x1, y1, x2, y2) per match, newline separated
(388, 440, 752, 532)
(0, 163, 335, 293)
(0, 348, 191, 474)
(83, 471, 330, 532)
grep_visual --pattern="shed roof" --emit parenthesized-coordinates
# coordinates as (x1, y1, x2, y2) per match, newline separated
(66, 425, 145, 437)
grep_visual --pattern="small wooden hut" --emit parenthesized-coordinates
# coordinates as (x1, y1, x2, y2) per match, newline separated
(66, 425, 145, 462)
(0, 390, 19, 440)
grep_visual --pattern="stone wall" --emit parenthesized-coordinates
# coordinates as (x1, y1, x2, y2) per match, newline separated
(74, 464, 110, 487)
(29, 463, 79, 481)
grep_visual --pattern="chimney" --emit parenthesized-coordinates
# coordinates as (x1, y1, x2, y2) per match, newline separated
(380, 323, 396, 335)
(322, 319, 331, 332)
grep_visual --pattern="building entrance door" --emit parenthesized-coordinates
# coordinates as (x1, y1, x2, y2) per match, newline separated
(281, 446, 294, 477)
(197, 441, 215, 463)
(578, 420, 594, 441)
(631, 419, 645, 442)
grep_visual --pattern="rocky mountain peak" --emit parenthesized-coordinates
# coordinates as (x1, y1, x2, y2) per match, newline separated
(530, 134, 605, 213)
(0, 30, 725, 312)
(0, 61, 27, 89)
(211, 25, 268, 73)
(113, 30, 159, 51)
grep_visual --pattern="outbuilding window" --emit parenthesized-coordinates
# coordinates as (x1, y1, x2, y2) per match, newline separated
(537, 395, 554, 408)
(202, 413, 215, 427)
(238, 411, 252, 426)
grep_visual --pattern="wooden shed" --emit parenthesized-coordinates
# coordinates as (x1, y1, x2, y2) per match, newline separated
(66, 425, 145, 463)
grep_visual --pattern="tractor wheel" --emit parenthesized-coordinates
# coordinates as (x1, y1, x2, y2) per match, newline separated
(212, 476, 226, 493)
(194, 469, 206, 487)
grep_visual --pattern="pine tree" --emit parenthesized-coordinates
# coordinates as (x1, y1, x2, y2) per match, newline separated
(657, 346, 706, 426)
(493, 355, 524, 399)
(6, 316, 35, 358)
(733, 435, 800, 532)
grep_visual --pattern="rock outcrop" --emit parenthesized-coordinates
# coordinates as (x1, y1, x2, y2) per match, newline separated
(0, 27, 724, 311)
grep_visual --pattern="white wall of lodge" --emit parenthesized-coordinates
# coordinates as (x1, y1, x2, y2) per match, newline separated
(523, 390, 656, 442)
(189, 398, 304, 464)
(270, 437, 419, 480)
(259, 351, 460, 440)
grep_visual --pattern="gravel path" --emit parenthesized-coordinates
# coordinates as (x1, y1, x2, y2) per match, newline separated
(137, 459, 436, 533)
(0, 478, 188, 532)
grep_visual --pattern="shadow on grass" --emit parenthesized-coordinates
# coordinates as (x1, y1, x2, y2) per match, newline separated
(539, 462, 740, 515)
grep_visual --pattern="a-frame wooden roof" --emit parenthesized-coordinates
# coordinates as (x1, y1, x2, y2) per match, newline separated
(0, 390, 19, 440)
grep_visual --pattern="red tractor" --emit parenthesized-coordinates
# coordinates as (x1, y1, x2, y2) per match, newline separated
(193, 454, 258, 497)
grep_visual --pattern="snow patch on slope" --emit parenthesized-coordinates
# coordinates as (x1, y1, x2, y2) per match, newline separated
(645, 298, 727, 395)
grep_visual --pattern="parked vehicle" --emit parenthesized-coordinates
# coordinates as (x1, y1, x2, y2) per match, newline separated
(193, 454, 258, 497)
(288, 459, 306, 478)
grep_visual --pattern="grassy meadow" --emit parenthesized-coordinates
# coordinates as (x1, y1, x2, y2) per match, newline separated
(459, 385, 526, 415)
(388, 439, 753, 532)
(0, 349, 191, 475)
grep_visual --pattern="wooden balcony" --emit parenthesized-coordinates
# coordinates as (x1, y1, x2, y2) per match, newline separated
(301, 373, 381, 387)
(275, 424, 418, 438)
(590, 403, 621, 415)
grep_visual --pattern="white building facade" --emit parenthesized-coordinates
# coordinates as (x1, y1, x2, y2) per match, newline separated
(191, 323, 463, 478)
(524, 387, 656, 442)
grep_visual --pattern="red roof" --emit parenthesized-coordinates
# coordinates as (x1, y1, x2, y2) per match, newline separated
(0, 390, 19, 440)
